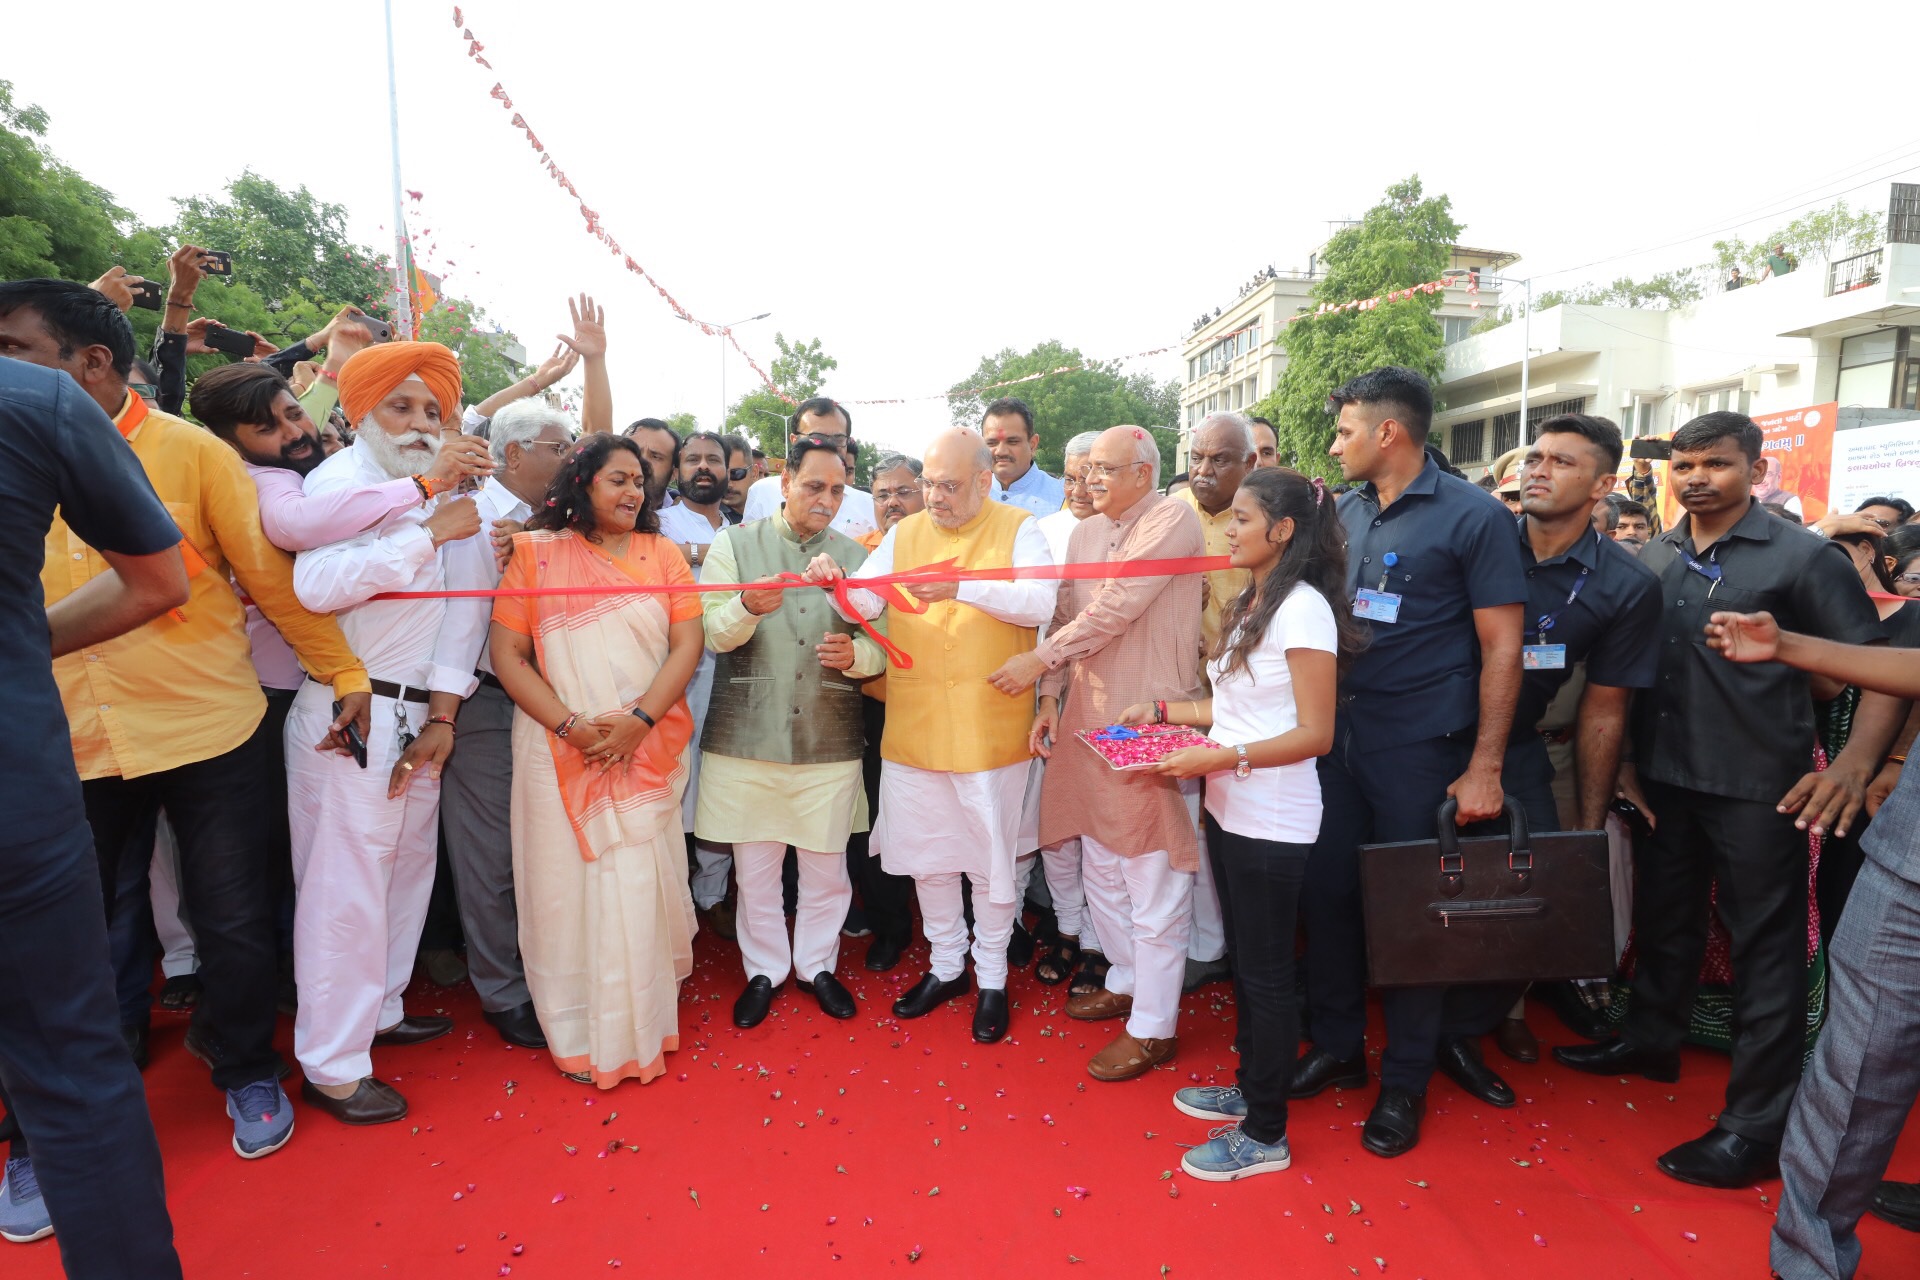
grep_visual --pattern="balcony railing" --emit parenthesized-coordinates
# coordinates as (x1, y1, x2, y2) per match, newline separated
(1827, 248, 1884, 296)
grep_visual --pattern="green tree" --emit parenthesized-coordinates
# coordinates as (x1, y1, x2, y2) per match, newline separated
(665, 411, 700, 436)
(1251, 176, 1461, 472)
(946, 339, 1181, 477)
(0, 80, 135, 283)
(725, 333, 839, 456)
(1472, 267, 1706, 334)
(415, 297, 522, 404)
(170, 171, 390, 317)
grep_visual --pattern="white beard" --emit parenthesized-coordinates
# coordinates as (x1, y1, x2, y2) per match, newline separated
(360, 423, 440, 480)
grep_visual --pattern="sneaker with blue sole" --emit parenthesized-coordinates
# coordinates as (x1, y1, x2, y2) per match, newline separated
(1181, 1124, 1291, 1182)
(227, 1079, 295, 1159)
(1173, 1084, 1247, 1122)
(0, 1155, 52, 1243)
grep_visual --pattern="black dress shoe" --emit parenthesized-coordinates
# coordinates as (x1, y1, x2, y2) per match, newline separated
(483, 1002, 548, 1049)
(1361, 1088, 1426, 1158)
(372, 1016, 454, 1047)
(1007, 923, 1035, 969)
(121, 1020, 150, 1070)
(1436, 1035, 1516, 1108)
(1655, 1127, 1778, 1188)
(892, 971, 972, 1019)
(972, 988, 1009, 1044)
(1291, 1046, 1369, 1099)
(1870, 1180, 1920, 1231)
(733, 975, 782, 1029)
(301, 1077, 408, 1126)
(799, 971, 857, 1020)
(1551, 1036, 1680, 1082)
(864, 935, 906, 973)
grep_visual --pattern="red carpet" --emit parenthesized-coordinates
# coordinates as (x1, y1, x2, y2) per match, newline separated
(14, 933, 1919, 1280)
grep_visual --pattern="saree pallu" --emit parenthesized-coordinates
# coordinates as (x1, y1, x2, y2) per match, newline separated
(497, 530, 700, 1087)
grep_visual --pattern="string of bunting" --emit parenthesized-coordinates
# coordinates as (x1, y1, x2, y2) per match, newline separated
(444, 10, 1475, 413)
(448, 8, 791, 404)
(372, 553, 1230, 670)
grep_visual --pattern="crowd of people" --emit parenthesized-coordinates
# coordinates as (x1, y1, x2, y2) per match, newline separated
(2, 249, 1918, 1280)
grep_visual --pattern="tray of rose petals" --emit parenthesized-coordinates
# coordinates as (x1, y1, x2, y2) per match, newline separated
(1077, 724, 1222, 771)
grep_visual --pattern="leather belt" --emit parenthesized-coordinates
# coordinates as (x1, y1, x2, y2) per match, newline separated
(475, 669, 505, 692)
(313, 675, 429, 704)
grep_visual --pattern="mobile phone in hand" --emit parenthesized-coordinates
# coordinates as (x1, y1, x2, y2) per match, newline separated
(202, 324, 257, 358)
(355, 315, 392, 343)
(202, 250, 233, 277)
(130, 279, 165, 311)
(333, 700, 369, 769)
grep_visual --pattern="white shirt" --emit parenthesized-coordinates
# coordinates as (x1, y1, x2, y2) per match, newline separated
(658, 501, 730, 576)
(1035, 507, 1083, 566)
(843, 514, 1058, 628)
(438, 476, 534, 681)
(1203, 582, 1339, 844)
(741, 473, 877, 540)
(292, 440, 474, 697)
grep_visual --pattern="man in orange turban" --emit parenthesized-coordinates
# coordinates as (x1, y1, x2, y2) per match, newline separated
(284, 339, 493, 1126)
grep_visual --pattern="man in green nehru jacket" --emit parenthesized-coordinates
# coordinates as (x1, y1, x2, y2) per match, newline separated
(694, 436, 888, 1030)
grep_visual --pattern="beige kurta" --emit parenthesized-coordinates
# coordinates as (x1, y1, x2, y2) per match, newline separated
(1035, 491, 1207, 869)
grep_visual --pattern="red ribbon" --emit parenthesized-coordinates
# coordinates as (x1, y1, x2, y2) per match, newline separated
(368, 555, 1230, 671)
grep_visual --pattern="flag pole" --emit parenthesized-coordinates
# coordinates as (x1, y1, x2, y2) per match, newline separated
(383, 0, 415, 339)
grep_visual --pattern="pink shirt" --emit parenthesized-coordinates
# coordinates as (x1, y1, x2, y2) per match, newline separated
(243, 462, 421, 689)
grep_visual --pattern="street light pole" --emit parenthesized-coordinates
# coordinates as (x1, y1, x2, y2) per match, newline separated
(1519, 276, 1532, 442)
(683, 311, 770, 429)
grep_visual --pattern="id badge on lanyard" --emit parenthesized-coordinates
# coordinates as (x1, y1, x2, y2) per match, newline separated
(1353, 552, 1403, 624)
(1524, 559, 1591, 671)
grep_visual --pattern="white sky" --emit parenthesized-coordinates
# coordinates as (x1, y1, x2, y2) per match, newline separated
(9, 0, 1919, 453)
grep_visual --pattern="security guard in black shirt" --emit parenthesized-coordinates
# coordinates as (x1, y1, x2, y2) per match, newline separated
(1555, 412, 1885, 1189)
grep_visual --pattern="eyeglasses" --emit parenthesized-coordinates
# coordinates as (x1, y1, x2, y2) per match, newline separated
(873, 485, 920, 503)
(1898, 572, 1920, 586)
(727, 466, 749, 480)
(1086, 460, 1148, 480)
(528, 440, 571, 456)
(801, 433, 852, 449)
(917, 478, 966, 497)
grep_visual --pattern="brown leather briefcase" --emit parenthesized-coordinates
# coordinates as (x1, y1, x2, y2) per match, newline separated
(1358, 797, 1615, 988)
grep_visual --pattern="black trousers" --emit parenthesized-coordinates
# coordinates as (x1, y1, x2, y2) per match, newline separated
(1625, 779, 1809, 1144)
(1206, 814, 1308, 1146)
(0, 821, 181, 1277)
(1441, 737, 1562, 1038)
(81, 716, 283, 1091)
(1305, 723, 1473, 1093)
(843, 697, 914, 945)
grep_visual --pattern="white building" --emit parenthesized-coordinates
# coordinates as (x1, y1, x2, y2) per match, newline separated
(1434, 238, 1920, 474)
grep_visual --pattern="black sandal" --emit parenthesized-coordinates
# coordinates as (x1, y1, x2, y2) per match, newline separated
(158, 974, 203, 1012)
(1068, 950, 1110, 998)
(1036, 934, 1081, 986)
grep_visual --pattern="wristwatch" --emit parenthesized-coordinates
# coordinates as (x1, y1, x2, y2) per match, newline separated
(1233, 744, 1251, 779)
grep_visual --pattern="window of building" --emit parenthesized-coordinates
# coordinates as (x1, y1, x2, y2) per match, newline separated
(1527, 397, 1588, 434)
(1903, 330, 1919, 410)
(1492, 412, 1521, 457)
(1439, 315, 1477, 346)
(1247, 321, 1261, 350)
(1839, 330, 1899, 408)
(1450, 419, 1487, 463)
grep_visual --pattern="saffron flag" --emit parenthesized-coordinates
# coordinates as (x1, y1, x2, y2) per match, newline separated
(401, 217, 437, 323)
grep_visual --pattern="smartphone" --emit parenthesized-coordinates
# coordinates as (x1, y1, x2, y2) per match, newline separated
(332, 700, 369, 769)
(1610, 797, 1652, 837)
(355, 315, 392, 343)
(129, 279, 165, 311)
(1628, 438, 1672, 461)
(202, 250, 233, 277)
(202, 325, 257, 358)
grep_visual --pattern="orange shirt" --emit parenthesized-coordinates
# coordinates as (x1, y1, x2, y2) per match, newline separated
(43, 391, 369, 780)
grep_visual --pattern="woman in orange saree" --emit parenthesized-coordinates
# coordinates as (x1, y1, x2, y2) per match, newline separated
(489, 435, 705, 1086)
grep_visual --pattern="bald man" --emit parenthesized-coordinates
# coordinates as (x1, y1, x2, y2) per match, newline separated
(826, 430, 1056, 1042)
(285, 343, 485, 1126)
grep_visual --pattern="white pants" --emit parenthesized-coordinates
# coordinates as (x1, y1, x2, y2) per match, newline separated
(733, 841, 849, 986)
(286, 684, 442, 1087)
(1182, 778, 1225, 963)
(691, 842, 734, 910)
(150, 814, 198, 978)
(917, 873, 1016, 990)
(1080, 837, 1193, 1041)
(1016, 840, 1089, 942)
(682, 654, 734, 910)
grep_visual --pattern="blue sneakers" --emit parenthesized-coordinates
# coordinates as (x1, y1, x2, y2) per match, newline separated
(1172, 1084, 1247, 1122)
(1181, 1124, 1291, 1182)
(0, 1156, 52, 1244)
(227, 1079, 295, 1159)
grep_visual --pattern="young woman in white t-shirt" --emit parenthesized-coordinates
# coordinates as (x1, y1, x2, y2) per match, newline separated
(1118, 466, 1363, 1181)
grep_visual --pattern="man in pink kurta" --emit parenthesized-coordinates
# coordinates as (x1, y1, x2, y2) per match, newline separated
(990, 425, 1205, 1081)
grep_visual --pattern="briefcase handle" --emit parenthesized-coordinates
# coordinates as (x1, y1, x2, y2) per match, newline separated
(1433, 795, 1531, 898)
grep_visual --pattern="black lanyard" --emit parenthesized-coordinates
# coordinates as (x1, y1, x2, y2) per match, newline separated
(1680, 543, 1723, 595)
(1535, 565, 1592, 646)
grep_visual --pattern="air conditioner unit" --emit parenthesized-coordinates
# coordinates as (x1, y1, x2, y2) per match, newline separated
(1741, 372, 1765, 393)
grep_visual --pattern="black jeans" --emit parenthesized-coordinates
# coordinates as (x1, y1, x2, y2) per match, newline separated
(1305, 723, 1474, 1093)
(1626, 780, 1809, 1144)
(1206, 814, 1308, 1146)
(844, 697, 913, 945)
(0, 821, 181, 1277)
(81, 715, 283, 1091)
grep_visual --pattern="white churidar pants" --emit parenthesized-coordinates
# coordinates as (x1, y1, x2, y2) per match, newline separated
(732, 841, 849, 986)
(919, 874, 1016, 990)
(1182, 777, 1226, 963)
(1015, 755, 1088, 941)
(681, 657, 733, 909)
(149, 814, 198, 978)
(1079, 836, 1193, 1041)
(285, 682, 442, 1087)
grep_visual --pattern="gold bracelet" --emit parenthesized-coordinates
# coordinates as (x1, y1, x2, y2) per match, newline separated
(1889, 753, 1908, 765)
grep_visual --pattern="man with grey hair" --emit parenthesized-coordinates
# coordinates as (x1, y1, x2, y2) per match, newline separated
(435, 399, 576, 1050)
